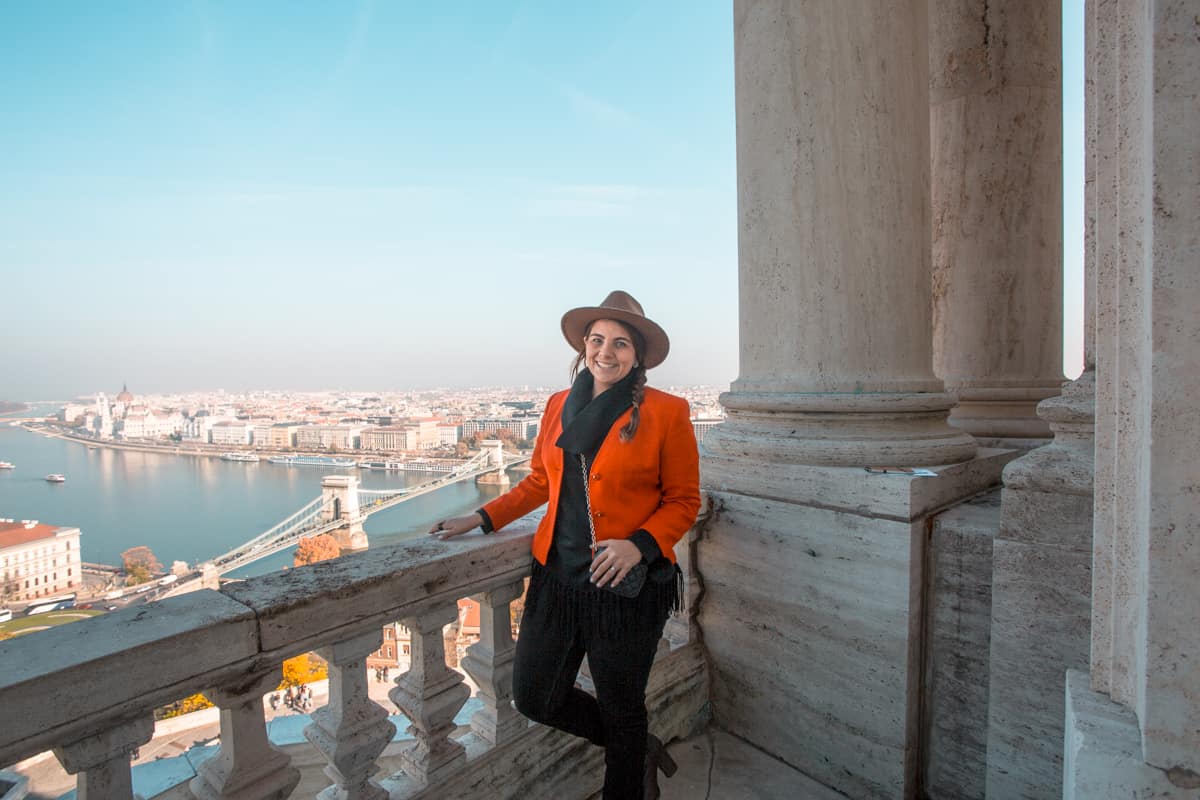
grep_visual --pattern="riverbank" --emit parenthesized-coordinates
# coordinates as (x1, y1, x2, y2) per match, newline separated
(27, 424, 477, 466)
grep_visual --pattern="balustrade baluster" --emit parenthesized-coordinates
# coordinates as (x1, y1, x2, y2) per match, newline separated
(190, 669, 300, 800)
(305, 630, 397, 800)
(389, 604, 470, 785)
(461, 579, 527, 745)
(54, 714, 153, 800)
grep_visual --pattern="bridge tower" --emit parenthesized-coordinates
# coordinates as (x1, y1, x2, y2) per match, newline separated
(475, 439, 510, 487)
(320, 475, 368, 552)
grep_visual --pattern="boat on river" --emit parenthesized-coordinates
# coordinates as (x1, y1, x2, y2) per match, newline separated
(45, 474, 66, 483)
(221, 452, 260, 463)
(267, 455, 357, 468)
(0, 462, 14, 469)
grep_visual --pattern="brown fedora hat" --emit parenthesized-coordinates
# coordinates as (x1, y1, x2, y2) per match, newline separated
(561, 290, 670, 369)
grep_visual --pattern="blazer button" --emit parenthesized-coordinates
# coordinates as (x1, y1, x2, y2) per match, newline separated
(591, 473, 601, 480)
(595, 511, 605, 518)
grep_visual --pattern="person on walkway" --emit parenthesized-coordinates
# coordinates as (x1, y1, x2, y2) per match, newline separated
(432, 291, 700, 799)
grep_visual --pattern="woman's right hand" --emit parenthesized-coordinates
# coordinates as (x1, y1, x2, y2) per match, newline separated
(428, 513, 483, 540)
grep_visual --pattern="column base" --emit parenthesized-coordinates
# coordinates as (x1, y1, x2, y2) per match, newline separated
(1064, 670, 1199, 798)
(708, 391, 977, 468)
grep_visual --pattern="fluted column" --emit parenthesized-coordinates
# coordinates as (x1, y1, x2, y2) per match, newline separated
(54, 715, 153, 800)
(705, 0, 976, 471)
(389, 604, 470, 785)
(306, 630, 397, 800)
(928, 0, 1064, 447)
(460, 580, 526, 746)
(191, 669, 300, 800)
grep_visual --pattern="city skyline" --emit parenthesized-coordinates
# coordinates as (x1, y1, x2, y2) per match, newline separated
(2, 2, 1084, 399)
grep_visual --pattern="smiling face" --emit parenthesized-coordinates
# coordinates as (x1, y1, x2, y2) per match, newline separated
(584, 319, 639, 395)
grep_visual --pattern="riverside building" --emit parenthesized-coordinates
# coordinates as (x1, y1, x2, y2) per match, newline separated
(0, 520, 81, 603)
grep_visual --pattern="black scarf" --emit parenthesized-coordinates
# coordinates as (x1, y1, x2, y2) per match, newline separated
(555, 368, 636, 457)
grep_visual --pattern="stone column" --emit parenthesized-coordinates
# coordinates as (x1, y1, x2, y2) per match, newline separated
(929, 0, 1065, 448)
(1063, 2, 1200, 796)
(709, 0, 976, 474)
(986, 373, 1095, 799)
(701, 3, 1015, 798)
(54, 715, 153, 800)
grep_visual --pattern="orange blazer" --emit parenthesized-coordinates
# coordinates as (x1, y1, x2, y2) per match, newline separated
(482, 386, 701, 565)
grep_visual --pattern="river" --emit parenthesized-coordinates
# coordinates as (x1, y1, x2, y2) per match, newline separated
(0, 408, 513, 578)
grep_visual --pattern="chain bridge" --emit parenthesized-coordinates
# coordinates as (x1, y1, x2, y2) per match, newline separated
(208, 442, 529, 575)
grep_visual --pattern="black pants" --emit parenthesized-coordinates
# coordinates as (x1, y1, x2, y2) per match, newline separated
(513, 570, 668, 800)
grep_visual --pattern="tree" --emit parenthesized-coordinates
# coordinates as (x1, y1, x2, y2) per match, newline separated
(294, 534, 340, 567)
(455, 441, 470, 458)
(121, 546, 162, 585)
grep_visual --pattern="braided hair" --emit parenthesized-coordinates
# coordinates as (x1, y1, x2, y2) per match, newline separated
(569, 319, 647, 442)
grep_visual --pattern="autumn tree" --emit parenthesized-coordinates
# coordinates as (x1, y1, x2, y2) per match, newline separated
(294, 534, 341, 567)
(121, 546, 162, 585)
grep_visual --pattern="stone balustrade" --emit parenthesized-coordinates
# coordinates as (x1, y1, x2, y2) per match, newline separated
(0, 506, 711, 800)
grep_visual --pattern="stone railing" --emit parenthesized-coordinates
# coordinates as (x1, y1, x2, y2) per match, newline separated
(0, 504, 710, 800)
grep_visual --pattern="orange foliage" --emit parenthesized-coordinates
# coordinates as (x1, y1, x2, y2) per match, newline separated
(279, 652, 328, 688)
(294, 534, 340, 567)
(156, 692, 214, 719)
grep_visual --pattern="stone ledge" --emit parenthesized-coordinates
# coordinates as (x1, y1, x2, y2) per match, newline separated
(0, 591, 259, 766)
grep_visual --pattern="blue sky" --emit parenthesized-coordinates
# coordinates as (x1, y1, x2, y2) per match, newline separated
(1, 1, 1082, 399)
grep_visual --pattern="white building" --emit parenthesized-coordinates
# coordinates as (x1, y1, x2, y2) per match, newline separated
(294, 425, 362, 451)
(437, 424, 461, 447)
(209, 422, 253, 446)
(0, 520, 82, 603)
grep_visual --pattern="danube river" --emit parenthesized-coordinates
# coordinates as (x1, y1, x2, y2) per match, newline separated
(0, 411, 513, 578)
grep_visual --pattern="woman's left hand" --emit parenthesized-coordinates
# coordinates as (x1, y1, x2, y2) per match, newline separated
(590, 539, 642, 589)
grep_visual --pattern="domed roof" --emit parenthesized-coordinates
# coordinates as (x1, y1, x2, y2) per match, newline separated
(116, 383, 134, 404)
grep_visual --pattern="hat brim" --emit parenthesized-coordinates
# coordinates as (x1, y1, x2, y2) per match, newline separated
(561, 307, 670, 369)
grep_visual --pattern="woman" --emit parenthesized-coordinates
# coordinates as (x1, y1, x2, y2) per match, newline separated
(431, 290, 701, 799)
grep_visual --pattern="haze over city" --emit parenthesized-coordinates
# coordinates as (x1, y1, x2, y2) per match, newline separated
(1, 2, 1084, 399)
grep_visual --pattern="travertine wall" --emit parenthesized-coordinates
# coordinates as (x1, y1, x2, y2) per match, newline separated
(922, 491, 1000, 800)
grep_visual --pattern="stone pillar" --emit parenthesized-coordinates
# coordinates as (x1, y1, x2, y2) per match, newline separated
(191, 669, 300, 800)
(54, 715, 153, 800)
(711, 0, 977, 473)
(929, 0, 1065, 448)
(985, 373, 1095, 799)
(1063, 2, 1200, 796)
(475, 439, 510, 487)
(321, 475, 367, 552)
(701, 3, 1015, 797)
(306, 630, 397, 800)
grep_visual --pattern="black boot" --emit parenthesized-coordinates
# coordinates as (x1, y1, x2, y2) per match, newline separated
(644, 733, 678, 799)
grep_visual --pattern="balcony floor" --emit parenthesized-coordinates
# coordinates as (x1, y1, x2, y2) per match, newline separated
(660, 728, 845, 799)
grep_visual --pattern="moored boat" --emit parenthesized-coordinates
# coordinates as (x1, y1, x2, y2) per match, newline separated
(267, 455, 357, 468)
(221, 452, 260, 463)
